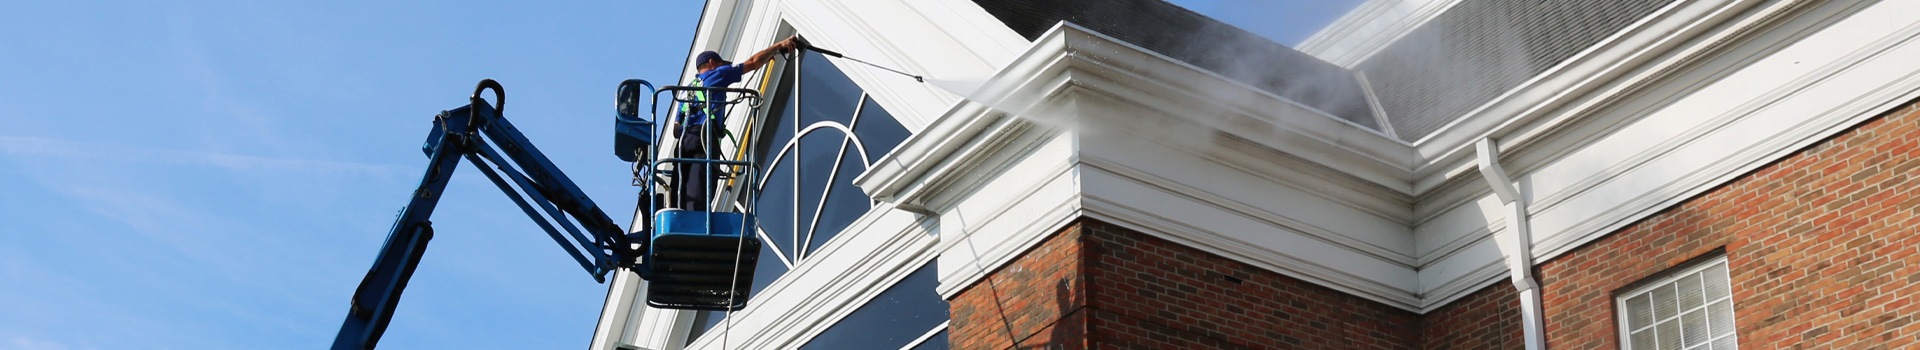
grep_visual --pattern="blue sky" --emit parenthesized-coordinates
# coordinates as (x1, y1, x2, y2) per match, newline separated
(0, 1, 1354, 349)
(1169, 0, 1365, 46)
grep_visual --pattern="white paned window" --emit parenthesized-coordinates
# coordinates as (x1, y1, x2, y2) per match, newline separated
(1618, 256, 1737, 350)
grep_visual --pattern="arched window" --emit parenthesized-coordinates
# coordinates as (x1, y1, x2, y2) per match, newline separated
(687, 47, 913, 341)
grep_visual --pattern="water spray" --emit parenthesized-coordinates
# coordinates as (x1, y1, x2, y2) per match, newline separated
(794, 37, 924, 83)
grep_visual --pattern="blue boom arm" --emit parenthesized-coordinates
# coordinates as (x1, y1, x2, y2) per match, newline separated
(331, 80, 641, 350)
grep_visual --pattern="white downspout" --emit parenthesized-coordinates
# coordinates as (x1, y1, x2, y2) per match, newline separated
(1475, 138, 1548, 350)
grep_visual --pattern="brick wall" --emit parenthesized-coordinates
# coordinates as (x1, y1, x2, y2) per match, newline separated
(1538, 98, 1920, 349)
(1417, 283, 1523, 349)
(949, 220, 1091, 350)
(950, 220, 1424, 349)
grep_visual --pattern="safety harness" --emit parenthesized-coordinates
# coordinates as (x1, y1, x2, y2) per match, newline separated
(677, 79, 736, 144)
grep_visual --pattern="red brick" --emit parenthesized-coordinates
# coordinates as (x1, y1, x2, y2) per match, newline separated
(1539, 97, 1920, 349)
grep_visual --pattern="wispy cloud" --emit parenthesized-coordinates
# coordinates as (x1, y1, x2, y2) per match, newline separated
(0, 136, 407, 177)
(7, 336, 92, 350)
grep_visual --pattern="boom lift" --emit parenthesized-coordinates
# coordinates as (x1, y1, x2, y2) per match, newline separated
(333, 39, 916, 349)
(332, 79, 766, 350)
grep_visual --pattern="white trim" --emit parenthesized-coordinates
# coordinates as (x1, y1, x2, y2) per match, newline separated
(898, 321, 950, 350)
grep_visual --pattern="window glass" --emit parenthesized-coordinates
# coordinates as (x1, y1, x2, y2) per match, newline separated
(1618, 257, 1736, 350)
(810, 148, 869, 251)
(799, 263, 948, 350)
(686, 310, 721, 343)
(795, 50, 862, 126)
(796, 129, 840, 251)
(853, 96, 910, 162)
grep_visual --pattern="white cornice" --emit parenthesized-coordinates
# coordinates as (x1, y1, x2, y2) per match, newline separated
(860, 23, 1431, 310)
(857, 23, 1421, 214)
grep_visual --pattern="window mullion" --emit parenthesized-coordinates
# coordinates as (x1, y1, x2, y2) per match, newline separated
(800, 94, 867, 255)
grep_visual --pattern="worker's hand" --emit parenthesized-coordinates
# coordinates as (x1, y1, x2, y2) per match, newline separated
(776, 36, 801, 53)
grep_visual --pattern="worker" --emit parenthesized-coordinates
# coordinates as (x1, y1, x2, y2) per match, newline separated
(675, 36, 800, 211)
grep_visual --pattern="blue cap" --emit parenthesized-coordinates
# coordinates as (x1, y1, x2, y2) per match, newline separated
(695, 51, 727, 66)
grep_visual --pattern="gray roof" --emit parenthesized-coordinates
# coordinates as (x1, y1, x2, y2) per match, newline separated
(1354, 0, 1679, 141)
(973, 0, 1682, 142)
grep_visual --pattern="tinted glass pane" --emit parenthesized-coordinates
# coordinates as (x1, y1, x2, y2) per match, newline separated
(1703, 263, 1730, 300)
(1627, 293, 1652, 329)
(1652, 284, 1677, 320)
(1709, 300, 1734, 337)
(910, 329, 950, 350)
(1657, 319, 1681, 350)
(1677, 274, 1704, 311)
(758, 149, 798, 259)
(799, 263, 949, 350)
(809, 148, 872, 252)
(751, 65, 799, 259)
(749, 60, 797, 167)
(686, 309, 723, 342)
(1682, 309, 1707, 347)
(853, 96, 911, 162)
(796, 130, 841, 253)
(797, 50, 862, 126)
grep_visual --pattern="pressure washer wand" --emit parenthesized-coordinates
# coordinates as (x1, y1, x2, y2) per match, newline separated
(797, 40, 924, 83)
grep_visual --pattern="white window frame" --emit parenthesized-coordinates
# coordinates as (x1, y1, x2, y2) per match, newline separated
(1615, 255, 1737, 350)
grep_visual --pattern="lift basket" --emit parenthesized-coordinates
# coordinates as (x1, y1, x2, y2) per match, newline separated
(646, 209, 761, 310)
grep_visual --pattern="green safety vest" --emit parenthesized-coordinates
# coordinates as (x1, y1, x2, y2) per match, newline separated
(677, 79, 735, 142)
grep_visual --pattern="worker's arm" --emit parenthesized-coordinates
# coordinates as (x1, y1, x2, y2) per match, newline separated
(738, 36, 799, 73)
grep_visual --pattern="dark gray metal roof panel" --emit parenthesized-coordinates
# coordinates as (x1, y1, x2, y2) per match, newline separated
(1355, 0, 1680, 141)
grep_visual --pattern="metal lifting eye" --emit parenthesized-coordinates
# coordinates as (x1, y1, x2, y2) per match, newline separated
(473, 79, 506, 114)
